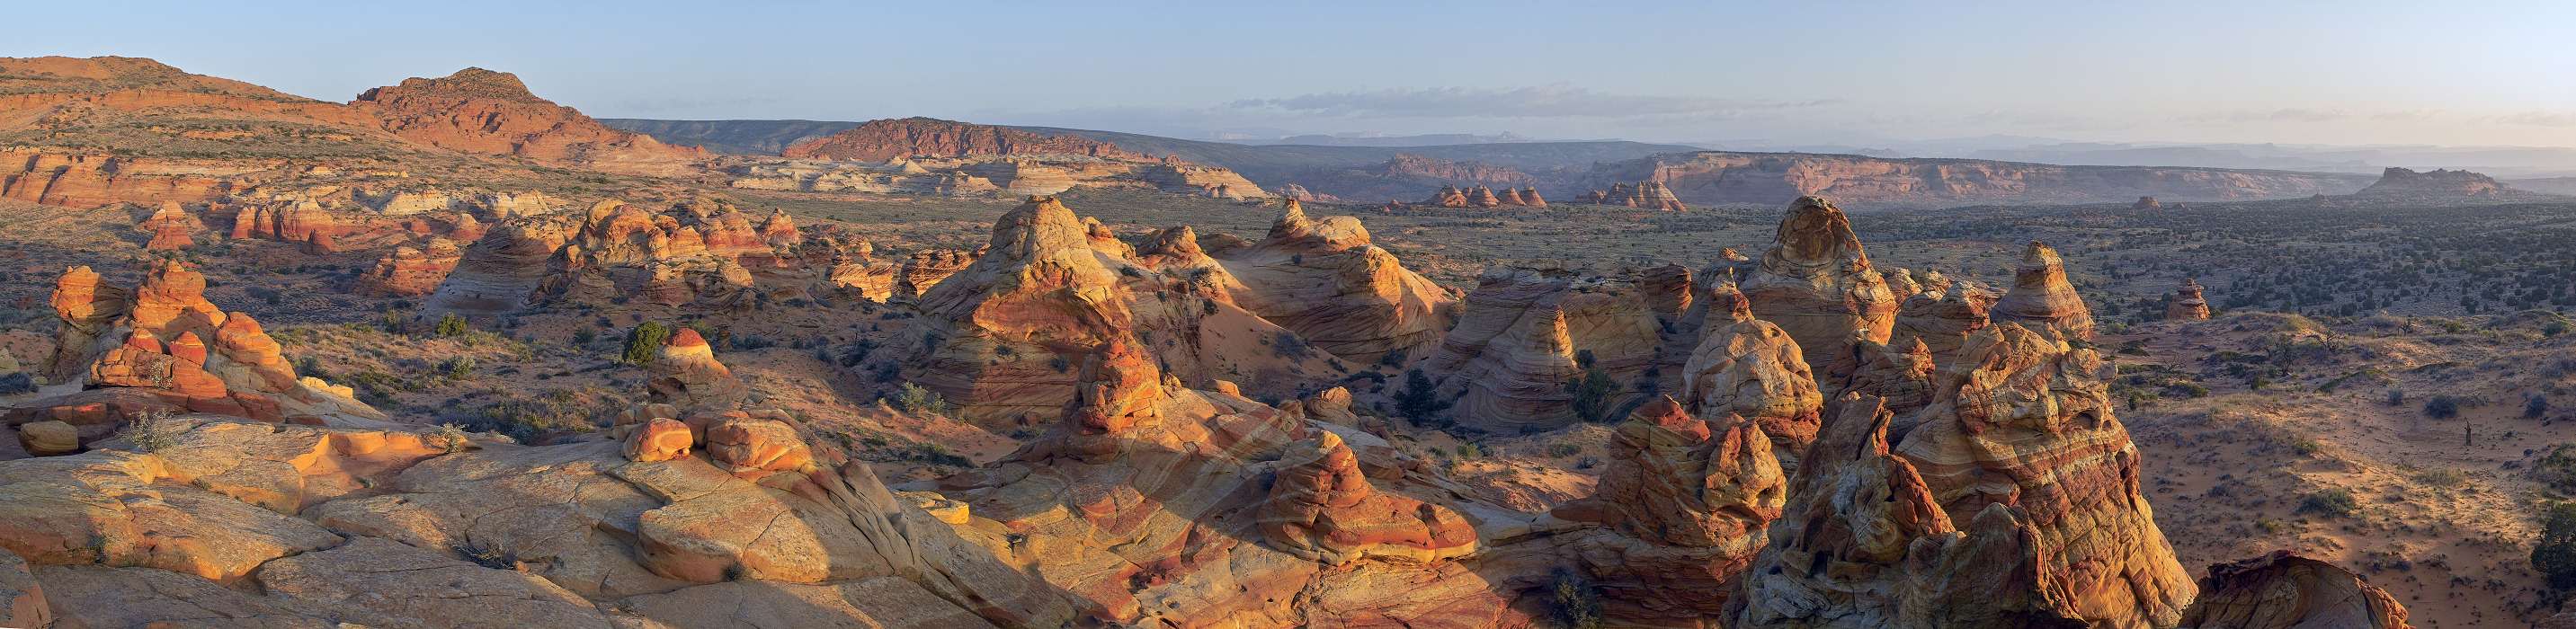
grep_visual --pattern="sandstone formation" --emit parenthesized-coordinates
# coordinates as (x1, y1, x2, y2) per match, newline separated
(1549, 396, 1784, 624)
(354, 237, 463, 297)
(1425, 264, 1693, 430)
(16, 262, 379, 428)
(1989, 241, 2096, 341)
(783, 117, 1140, 162)
(1221, 199, 1457, 365)
(1260, 430, 1478, 563)
(892, 197, 1360, 424)
(136, 201, 201, 250)
(1591, 181, 1687, 211)
(2168, 279, 2212, 321)
(0, 412, 1078, 628)
(1680, 285, 1823, 467)
(2178, 551, 2411, 629)
(1890, 276, 1996, 365)
(931, 340, 1529, 626)
(424, 199, 860, 318)
(1740, 196, 1901, 371)
(1583, 151, 2376, 208)
(646, 328, 747, 410)
(352, 67, 706, 175)
(2133, 196, 2162, 209)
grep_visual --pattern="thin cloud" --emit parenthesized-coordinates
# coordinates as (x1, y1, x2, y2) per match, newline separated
(2177, 108, 2355, 123)
(1225, 85, 1837, 120)
(2494, 111, 2576, 127)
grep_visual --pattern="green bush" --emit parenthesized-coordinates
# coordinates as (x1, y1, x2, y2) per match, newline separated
(2296, 488, 2358, 518)
(1546, 569, 1605, 629)
(2535, 502, 2576, 588)
(1570, 368, 1618, 423)
(2424, 395, 2462, 419)
(621, 322, 672, 366)
(890, 382, 949, 417)
(1394, 368, 1450, 423)
(433, 314, 469, 338)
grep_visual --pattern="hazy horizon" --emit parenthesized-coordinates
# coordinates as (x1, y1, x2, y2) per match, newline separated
(13, 0, 2575, 151)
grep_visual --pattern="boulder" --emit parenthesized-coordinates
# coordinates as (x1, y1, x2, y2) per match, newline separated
(2179, 551, 2411, 629)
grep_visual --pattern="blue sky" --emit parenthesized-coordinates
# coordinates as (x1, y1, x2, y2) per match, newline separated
(12, 0, 2574, 146)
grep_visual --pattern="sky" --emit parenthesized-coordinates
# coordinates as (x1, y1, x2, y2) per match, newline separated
(12, 0, 2576, 148)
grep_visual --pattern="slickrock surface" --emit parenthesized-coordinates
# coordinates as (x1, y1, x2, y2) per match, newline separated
(1989, 241, 2096, 341)
(1740, 196, 1900, 374)
(352, 67, 705, 175)
(1889, 275, 1995, 364)
(2178, 551, 2411, 629)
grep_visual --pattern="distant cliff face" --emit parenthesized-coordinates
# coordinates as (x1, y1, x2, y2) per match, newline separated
(781, 118, 1143, 162)
(2358, 166, 2508, 198)
(1582, 152, 2377, 208)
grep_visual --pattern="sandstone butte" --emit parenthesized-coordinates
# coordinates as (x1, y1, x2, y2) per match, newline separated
(0, 191, 2420, 629)
(350, 67, 707, 175)
(2168, 278, 2214, 321)
(1989, 240, 2098, 341)
(1740, 195, 1902, 369)
(781, 117, 1144, 162)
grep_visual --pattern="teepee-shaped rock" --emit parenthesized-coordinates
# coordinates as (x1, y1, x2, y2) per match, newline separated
(2167, 279, 2211, 321)
(646, 328, 746, 410)
(1991, 241, 2096, 341)
(1740, 196, 1899, 372)
(1259, 430, 1478, 564)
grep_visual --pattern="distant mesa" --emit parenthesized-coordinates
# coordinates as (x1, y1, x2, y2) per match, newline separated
(781, 117, 1142, 162)
(2357, 166, 2509, 198)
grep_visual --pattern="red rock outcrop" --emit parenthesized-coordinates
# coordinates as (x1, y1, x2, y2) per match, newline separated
(1680, 285, 1823, 468)
(1465, 185, 1503, 208)
(354, 238, 462, 297)
(1890, 276, 1995, 364)
(1512, 187, 1546, 207)
(20, 262, 379, 427)
(1550, 397, 1785, 624)
(1219, 199, 1457, 364)
(646, 329, 746, 410)
(782, 117, 1139, 162)
(136, 202, 201, 250)
(1600, 181, 1687, 211)
(2168, 279, 2212, 321)
(1990, 241, 2096, 341)
(0, 150, 242, 210)
(1259, 430, 1478, 563)
(1740, 195, 1901, 372)
(351, 67, 706, 175)
(1425, 184, 1471, 208)
(2179, 551, 2411, 629)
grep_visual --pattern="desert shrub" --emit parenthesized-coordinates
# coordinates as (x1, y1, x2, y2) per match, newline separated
(890, 382, 949, 416)
(2296, 488, 2358, 518)
(1546, 443, 1581, 458)
(2532, 395, 2553, 420)
(2424, 395, 2462, 419)
(124, 411, 178, 453)
(572, 328, 596, 345)
(1570, 368, 1619, 423)
(438, 357, 477, 380)
(904, 442, 971, 467)
(436, 423, 468, 454)
(454, 541, 518, 570)
(2535, 502, 2576, 588)
(1394, 368, 1450, 424)
(1271, 332, 1315, 359)
(433, 314, 469, 338)
(2385, 388, 2406, 406)
(621, 322, 672, 366)
(0, 372, 31, 395)
(1546, 569, 1605, 629)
